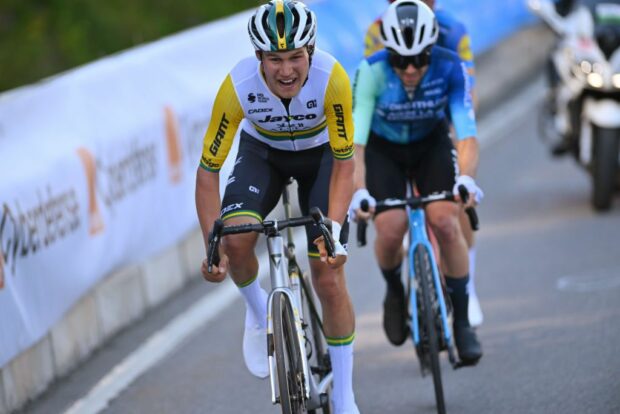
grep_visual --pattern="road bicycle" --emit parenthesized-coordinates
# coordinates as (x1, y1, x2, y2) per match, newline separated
(357, 184, 478, 414)
(207, 185, 334, 414)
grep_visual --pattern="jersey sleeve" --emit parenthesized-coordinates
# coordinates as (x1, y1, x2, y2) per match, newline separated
(364, 19, 384, 57)
(200, 74, 244, 172)
(352, 60, 378, 146)
(324, 61, 355, 160)
(448, 60, 478, 140)
(446, 19, 476, 89)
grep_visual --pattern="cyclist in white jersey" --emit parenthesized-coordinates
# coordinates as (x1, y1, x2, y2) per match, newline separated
(196, 1, 359, 413)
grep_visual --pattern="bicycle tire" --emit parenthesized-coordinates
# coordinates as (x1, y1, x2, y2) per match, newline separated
(273, 291, 306, 414)
(300, 273, 332, 414)
(414, 244, 446, 414)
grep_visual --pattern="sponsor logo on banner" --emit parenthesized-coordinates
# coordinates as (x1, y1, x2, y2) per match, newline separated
(0, 186, 81, 275)
(164, 106, 183, 184)
(77, 148, 105, 236)
(94, 142, 158, 209)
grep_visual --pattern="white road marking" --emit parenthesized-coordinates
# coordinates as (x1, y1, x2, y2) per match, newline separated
(64, 230, 308, 414)
(557, 268, 620, 292)
(64, 76, 545, 414)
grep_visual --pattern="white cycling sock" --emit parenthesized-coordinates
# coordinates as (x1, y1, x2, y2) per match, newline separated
(467, 247, 477, 297)
(328, 342, 358, 414)
(238, 276, 268, 329)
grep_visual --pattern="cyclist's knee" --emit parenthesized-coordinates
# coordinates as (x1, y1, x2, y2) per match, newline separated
(222, 233, 257, 260)
(428, 213, 460, 244)
(374, 210, 407, 250)
(310, 266, 346, 302)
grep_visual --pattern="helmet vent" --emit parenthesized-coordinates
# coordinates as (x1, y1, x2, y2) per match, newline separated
(276, 11, 286, 38)
(404, 26, 414, 48)
(418, 25, 425, 45)
(300, 11, 312, 39)
(250, 17, 262, 42)
(391, 27, 401, 46)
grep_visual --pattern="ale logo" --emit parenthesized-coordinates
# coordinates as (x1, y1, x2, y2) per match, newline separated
(164, 106, 183, 184)
(76, 148, 105, 236)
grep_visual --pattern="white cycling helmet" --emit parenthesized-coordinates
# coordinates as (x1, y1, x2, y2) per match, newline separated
(248, 0, 317, 52)
(381, 0, 438, 56)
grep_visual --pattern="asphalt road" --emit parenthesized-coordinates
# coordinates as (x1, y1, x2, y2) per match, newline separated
(24, 75, 620, 414)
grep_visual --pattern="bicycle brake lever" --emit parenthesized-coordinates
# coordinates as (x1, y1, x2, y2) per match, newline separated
(357, 199, 369, 247)
(207, 219, 224, 272)
(309, 207, 336, 258)
(457, 185, 480, 231)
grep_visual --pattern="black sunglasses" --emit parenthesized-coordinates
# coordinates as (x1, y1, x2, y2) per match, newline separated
(388, 49, 432, 70)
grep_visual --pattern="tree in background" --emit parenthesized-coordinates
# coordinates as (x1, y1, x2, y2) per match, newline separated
(0, 0, 262, 92)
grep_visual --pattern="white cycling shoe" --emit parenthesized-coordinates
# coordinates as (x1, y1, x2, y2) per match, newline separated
(243, 321, 268, 378)
(468, 293, 484, 327)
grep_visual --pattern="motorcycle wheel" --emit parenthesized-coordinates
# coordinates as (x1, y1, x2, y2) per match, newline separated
(591, 126, 619, 211)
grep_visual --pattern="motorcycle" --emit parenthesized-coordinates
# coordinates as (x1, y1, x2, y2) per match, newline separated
(528, 0, 620, 211)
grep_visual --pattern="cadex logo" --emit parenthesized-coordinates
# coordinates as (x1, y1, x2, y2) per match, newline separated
(164, 106, 183, 184)
(77, 148, 105, 236)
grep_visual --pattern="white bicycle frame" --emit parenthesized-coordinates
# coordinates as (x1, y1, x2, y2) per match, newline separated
(265, 231, 333, 410)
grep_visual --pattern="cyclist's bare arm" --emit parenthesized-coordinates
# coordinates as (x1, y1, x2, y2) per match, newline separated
(196, 168, 229, 281)
(455, 136, 479, 208)
(196, 74, 244, 281)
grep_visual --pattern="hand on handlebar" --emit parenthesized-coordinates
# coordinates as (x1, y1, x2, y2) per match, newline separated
(201, 253, 229, 283)
(453, 175, 484, 208)
(348, 188, 376, 222)
(313, 220, 348, 269)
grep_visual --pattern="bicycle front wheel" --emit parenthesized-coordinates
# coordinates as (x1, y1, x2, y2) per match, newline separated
(300, 273, 332, 414)
(273, 291, 306, 414)
(414, 244, 446, 414)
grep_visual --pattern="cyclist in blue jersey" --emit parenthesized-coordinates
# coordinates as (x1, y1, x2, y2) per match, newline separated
(365, 0, 484, 328)
(350, 0, 482, 364)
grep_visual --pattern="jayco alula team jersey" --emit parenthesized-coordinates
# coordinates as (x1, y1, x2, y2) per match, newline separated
(353, 46, 477, 145)
(200, 49, 354, 172)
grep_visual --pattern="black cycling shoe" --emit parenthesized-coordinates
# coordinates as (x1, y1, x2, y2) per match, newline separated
(551, 139, 571, 157)
(454, 325, 482, 366)
(383, 289, 408, 346)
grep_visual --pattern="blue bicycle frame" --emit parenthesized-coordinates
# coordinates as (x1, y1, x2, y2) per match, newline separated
(407, 207, 453, 352)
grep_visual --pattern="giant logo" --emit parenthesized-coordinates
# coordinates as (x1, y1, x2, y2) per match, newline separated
(333, 104, 348, 139)
(210, 113, 230, 156)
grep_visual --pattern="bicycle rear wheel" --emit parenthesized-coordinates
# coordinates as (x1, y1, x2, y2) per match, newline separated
(414, 244, 446, 414)
(300, 273, 332, 414)
(273, 291, 306, 414)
